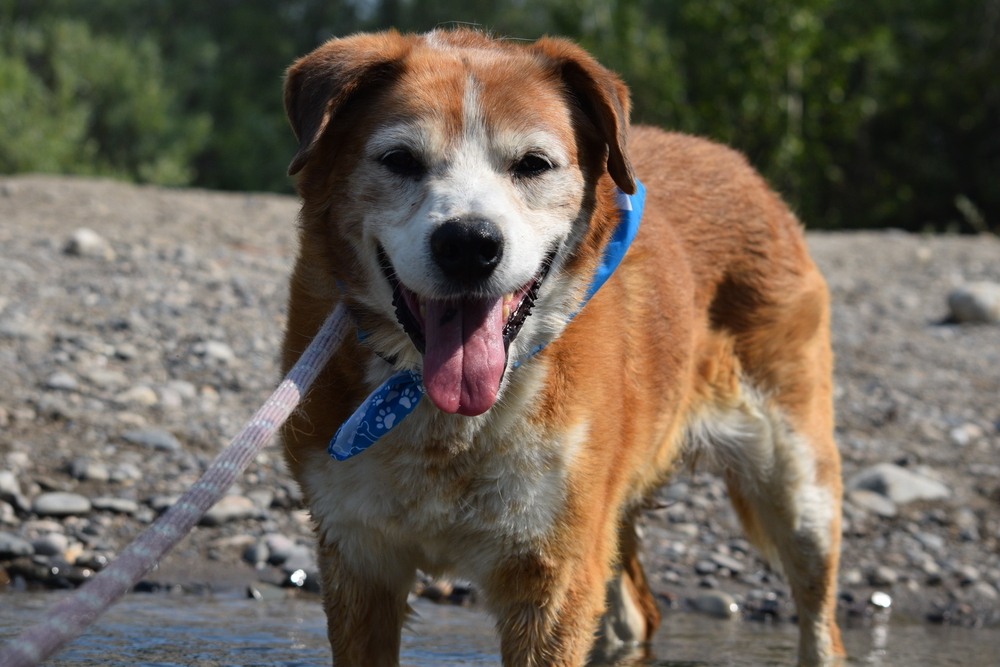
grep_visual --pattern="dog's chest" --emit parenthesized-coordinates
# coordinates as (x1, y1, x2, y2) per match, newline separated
(300, 402, 587, 567)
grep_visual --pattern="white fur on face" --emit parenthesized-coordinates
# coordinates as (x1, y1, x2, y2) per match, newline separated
(358, 75, 584, 304)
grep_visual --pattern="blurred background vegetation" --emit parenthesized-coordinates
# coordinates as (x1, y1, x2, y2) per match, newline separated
(1, 0, 997, 232)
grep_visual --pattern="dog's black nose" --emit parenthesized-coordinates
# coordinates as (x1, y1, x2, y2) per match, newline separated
(430, 219, 504, 283)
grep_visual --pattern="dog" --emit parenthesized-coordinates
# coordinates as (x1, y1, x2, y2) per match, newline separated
(279, 28, 844, 666)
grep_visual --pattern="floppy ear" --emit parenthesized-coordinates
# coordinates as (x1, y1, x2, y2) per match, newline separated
(531, 37, 636, 194)
(284, 31, 412, 176)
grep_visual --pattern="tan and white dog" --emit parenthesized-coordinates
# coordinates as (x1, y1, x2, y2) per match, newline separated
(279, 29, 844, 666)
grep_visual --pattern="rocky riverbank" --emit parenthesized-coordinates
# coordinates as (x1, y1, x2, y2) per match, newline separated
(1, 175, 999, 628)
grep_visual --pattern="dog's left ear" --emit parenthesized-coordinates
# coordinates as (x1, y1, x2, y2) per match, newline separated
(532, 38, 636, 195)
(284, 32, 412, 176)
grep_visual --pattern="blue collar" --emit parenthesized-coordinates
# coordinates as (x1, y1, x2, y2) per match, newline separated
(328, 179, 646, 460)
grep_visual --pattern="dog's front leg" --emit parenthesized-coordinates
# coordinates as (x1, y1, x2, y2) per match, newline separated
(485, 546, 612, 667)
(316, 539, 413, 667)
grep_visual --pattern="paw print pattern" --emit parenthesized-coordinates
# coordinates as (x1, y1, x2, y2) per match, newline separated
(327, 369, 426, 461)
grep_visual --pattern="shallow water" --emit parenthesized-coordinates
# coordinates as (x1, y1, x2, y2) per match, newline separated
(0, 591, 997, 666)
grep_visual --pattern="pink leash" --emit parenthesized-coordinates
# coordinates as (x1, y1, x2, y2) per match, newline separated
(0, 305, 350, 667)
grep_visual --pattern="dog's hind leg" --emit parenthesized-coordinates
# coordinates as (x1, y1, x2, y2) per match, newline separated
(594, 509, 660, 659)
(692, 382, 844, 666)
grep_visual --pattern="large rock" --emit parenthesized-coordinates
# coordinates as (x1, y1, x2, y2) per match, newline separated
(846, 463, 949, 504)
(32, 492, 92, 517)
(948, 282, 1000, 323)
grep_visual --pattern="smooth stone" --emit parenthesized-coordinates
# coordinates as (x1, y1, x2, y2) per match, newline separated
(247, 489, 274, 510)
(957, 565, 980, 585)
(280, 545, 318, 575)
(31, 532, 68, 557)
(45, 371, 78, 391)
(198, 341, 235, 363)
(70, 458, 110, 482)
(65, 227, 115, 261)
(110, 462, 143, 482)
(114, 386, 159, 407)
(948, 282, 1000, 323)
(0, 500, 16, 524)
(709, 552, 746, 574)
(846, 463, 949, 504)
(0, 470, 21, 498)
(122, 428, 181, 451)
(91, 497, 139, 515)
(869, 566, 898, 586)
(243, 541, 269, 566)
(200, 495, 256, 526)
(694, 591, 739, 618)
(85, 369, 128, 389)
(846, 489, 898, 518)
(264, 533, 297, 565)
(694, 560, 718, 575)
(0, 531, 34, 558)
(915, 531, 946, 553)
(970, 582, 999, 600)
(148, 495, 181, 512)
(32, 492, 92, 517)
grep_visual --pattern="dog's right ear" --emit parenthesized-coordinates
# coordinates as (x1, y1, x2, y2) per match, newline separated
(284, 32, 411, 176)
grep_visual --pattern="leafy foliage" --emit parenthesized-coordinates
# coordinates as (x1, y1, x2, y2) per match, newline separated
(0, 0, 996, 231)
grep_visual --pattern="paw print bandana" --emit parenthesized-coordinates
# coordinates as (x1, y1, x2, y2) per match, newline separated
(328, 180, 646, 461)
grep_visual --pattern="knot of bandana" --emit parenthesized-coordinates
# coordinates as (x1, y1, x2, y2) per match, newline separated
(328, 179, 646, 461)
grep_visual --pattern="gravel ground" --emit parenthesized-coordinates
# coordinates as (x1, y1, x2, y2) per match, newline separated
(1, 174, 999, 629)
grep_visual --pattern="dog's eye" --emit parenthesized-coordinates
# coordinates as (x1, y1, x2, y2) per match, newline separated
(513, 154, 553, 178)
(380, 149, 424, 177)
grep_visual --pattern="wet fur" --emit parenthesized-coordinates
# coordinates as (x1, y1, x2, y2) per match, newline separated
(280, 29, 844, 666)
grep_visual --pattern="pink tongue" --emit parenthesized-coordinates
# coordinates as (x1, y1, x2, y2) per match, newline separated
(422, 296, 506, 416)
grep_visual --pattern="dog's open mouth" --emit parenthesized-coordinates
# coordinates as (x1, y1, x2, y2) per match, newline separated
(378, 245, 554, 417)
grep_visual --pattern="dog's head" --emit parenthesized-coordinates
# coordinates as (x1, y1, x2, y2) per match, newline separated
(285, 29, 634, 417)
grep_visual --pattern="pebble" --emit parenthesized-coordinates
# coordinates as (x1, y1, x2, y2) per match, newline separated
(195, 341, 235, 363)
(947, 282, 1000, 323)
(200, 495, 256, 526)
(70, 458, 111, 482)
(114, 386, 159, 407)
(45, 371, 79, 391)
(243, 540, 270, 567)
(846, 489, 898, 518)
(694, 591, 739, 618)
(0, 470, 21, 499)
(264, 533, 297, 565)
(956, 565, 980, 585)
(709, 552, 745, 574)
(0, 500, 16, 524)
(694, 559, 718, 575)
(280, 544, 318, 574)
(869, 566, 899, 587)
(148, 495, 181, 512)
(31, 532, 69, 557)
(846, 463, 950, 504)
(122, 428, 181, 452)
(91, 497, 139, 515)
(0, 531, 35, 558)
(65, 228, 115, 261)
(31, 492, 92, 517)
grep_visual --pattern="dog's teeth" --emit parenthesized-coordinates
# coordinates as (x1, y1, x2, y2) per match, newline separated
(502, 303, 511, 320)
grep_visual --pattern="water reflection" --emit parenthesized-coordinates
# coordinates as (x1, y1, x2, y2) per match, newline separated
(0, 591, 996, 666)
